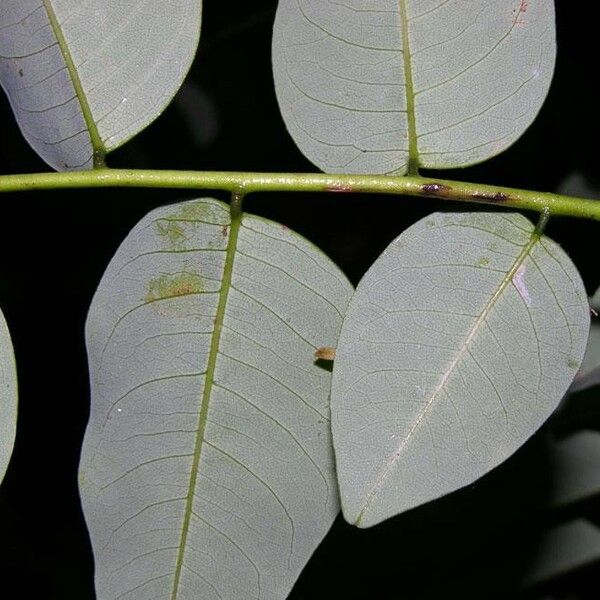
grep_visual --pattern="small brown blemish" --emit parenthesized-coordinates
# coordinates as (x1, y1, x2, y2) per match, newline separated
(472, 191, 509, 203)
(145, 272, 203, 303)
(513, 0, 528, 25)
(325, 183, 353, 193)
(314, 346, 336, 361)
(222, 224, 229, 237)
(421, 183, 451, 196)
(18, 68, 23, 77)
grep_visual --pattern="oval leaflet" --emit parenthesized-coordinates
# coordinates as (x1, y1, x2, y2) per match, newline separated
(331, 211, 589, 527)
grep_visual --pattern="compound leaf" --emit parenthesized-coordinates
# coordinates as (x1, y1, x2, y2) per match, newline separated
(0, 307, 17, 484)
(331, 211, 589, 527)
(273, 0, 555, 174)
(79, 198, 352, 599)
(0, 1, 201, 170)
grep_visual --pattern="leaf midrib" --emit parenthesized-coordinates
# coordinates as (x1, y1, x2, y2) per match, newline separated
(170, 207, 241, 599)
(42, 0, 105, 167)
(399, 0, 418, 175)
(355, 222, 543, 525)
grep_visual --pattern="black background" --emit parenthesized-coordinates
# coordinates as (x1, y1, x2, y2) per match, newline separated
(0, 1, 599, 598)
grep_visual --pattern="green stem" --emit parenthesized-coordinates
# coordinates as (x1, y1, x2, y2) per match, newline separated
(1, 169, 599, 221)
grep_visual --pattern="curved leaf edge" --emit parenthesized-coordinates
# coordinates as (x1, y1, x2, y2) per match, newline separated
(0, 307, 18, 485)
(331, 210, 589, 528)
(80, 196, 352, 599)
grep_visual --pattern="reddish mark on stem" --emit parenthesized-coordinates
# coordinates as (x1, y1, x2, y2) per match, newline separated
(472, 191, 509, 203)
(325, 183, 353, 193)
(420, 183, 451, 197)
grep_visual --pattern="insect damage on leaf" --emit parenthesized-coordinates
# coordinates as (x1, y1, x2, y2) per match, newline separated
(145, 272, 204, 303)
(315, 346, 336, 361)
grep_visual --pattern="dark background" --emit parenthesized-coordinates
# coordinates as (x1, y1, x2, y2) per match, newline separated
(0, 1, 598, 598)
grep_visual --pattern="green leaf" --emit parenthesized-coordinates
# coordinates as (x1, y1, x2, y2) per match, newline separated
(549, 431, 600, 508)
(0, 307, 17, 484)
(331, 212, 589, 528)
(273, 0, 555, 174)
(522, 520, 600, 586)
(0, 1, 201, 170)
(79, 198, 352, 599)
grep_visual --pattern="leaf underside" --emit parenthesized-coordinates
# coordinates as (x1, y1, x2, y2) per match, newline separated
(0, 0, 201, 170)
(79, 198, 352, 599)
(273, 0, 555, 174)
(0, 307, 17, 484)
(331, 211, 589, 528)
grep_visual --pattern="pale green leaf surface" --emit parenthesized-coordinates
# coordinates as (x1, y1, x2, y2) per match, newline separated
(549, 431, 600, 508)
(273, 0, 555, 174)
(0, 1, 201, 170)
(79, 198, 352, 599)
(522, 520, 600, 586)
(331, 212, 589, 528)
(0, 307, 17, 484)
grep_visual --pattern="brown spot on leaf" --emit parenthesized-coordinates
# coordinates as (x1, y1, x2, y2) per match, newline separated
(314, 346, 336, 361)
(145, 273, 203, 303)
